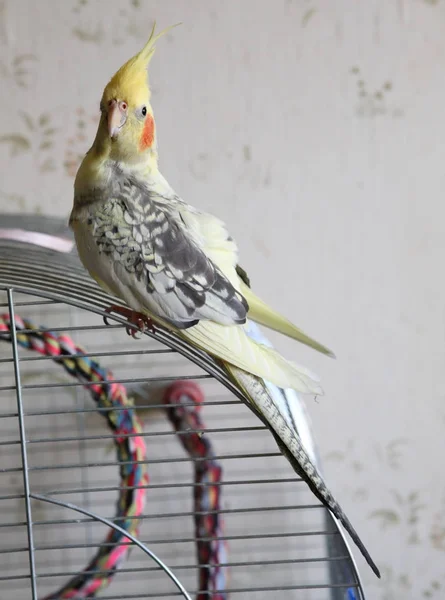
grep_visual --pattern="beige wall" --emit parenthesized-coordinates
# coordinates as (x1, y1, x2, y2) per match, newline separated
(0, 0, 444, 597)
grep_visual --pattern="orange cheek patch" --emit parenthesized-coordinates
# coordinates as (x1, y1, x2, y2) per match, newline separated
(140, 115, 155, 151)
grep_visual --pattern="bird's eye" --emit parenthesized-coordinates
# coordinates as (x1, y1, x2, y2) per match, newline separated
(141, 106, 147, 117)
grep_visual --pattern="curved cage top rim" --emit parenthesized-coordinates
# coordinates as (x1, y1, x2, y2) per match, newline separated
(0, 279, 247, 404)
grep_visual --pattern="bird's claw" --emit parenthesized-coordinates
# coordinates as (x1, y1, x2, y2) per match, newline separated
(126, 325, 140, 339)
(102, 313, 113, 327)
(103, 305, 155, 338)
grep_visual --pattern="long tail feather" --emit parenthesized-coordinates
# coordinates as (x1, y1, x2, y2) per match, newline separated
(239, 281, 335, 358)
(222, 360, 381, 579)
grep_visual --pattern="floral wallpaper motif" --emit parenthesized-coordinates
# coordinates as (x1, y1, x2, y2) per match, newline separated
(325, 434, 445, 597)
(71, 0, 149, 45)
(0, 2, 38, 90)
(0, 112, 57, 172)
(64, 108, 97, 177)
(0, 1, 444, 599)
(0, 53, 38, 88)
(349, 67, 403, 118)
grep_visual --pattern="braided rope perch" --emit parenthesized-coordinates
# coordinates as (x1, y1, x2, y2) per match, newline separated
(0, 314, 227, 599)
(163, 381, 228, 599)
(0, 313, 148, 599)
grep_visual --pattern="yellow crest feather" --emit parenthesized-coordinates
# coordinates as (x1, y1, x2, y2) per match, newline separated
(103, 21, 181, 105)
(138, 21, 181, 65)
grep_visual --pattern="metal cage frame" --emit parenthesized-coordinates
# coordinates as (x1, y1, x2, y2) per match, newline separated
(0, 214, 367, 599)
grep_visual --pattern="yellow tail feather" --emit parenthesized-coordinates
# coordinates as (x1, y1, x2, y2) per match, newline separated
(239, 281, 335, 358)
(178, 320, 323, 395)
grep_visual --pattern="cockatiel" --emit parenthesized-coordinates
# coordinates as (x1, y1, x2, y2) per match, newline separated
(70, 24, 380, 578)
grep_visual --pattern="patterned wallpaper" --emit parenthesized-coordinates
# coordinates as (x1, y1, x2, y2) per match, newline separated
(1, 0, 445, 598)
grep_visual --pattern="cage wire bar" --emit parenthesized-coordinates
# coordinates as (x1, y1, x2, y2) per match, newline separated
(7, 288, 39, 600)
(0, 214, 367, 599)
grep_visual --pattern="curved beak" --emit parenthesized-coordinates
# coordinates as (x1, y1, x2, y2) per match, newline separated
(108, 100, 127, 139)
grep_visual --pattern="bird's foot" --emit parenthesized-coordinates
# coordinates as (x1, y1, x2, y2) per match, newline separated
(103, 305, 155, 339)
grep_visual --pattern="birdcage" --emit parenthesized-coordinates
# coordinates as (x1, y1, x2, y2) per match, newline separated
(0, 213, 368, 599)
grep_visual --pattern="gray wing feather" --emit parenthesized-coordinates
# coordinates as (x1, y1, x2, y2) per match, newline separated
(92, 177, 248, 328)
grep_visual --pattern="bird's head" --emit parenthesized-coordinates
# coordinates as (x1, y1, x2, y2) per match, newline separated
(92, 23, 178, 167)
